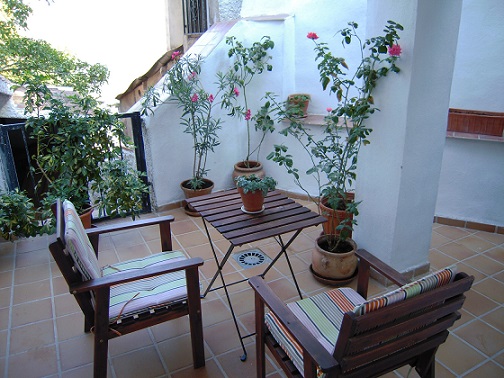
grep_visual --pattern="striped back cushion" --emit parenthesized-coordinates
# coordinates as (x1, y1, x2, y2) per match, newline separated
(265, 287, 366, 376)
(353, 266, 457, 315)
(102, 251, 190, 321)
(63, 200, 100, 280)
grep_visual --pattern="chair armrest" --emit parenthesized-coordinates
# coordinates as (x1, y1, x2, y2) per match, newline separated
(85, 215, 175, 254)
(249, 276, 339, 374)
(85, 215, 175, 236)
(70, 257, 203, 294)
(356, 249, 410, 298)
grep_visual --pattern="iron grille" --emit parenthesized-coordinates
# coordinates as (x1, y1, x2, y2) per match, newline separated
(183, 0, 208, 35)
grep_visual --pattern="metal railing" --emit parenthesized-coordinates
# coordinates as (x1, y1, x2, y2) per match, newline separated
(183, 0, 208, 35)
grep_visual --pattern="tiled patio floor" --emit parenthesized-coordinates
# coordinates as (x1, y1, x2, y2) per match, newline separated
(1, 201, 503, 377)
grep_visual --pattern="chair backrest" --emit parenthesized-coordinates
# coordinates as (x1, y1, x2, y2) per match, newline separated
(49, 200, 97, 325)
(333, 270, 473, 376)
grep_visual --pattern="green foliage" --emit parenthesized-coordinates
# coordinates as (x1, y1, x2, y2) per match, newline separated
(0, 189, 50, 240)
(218, 36, 275, 162)
(267, 21, 403, 245)
(27, 94, 149, 220)
(0, 0, 109, 112)
(235, 174, 276, 196)
(93, 160, 149, 220)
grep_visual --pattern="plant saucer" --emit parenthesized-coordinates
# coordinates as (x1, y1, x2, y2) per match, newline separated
(241, 205, 265, 214)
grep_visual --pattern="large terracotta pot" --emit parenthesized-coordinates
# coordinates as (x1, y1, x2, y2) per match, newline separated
(180, 178, 214, 216)
(232, 161, 265, 183)
(79, 206, 94, 229)
(319, 193, 355, 238)
(311, 234, 357, 280)
(237, 187, 265, 213)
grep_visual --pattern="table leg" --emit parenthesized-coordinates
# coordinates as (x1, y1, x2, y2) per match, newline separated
(260, 230, 304, 299)
(200, 218, 249, 360)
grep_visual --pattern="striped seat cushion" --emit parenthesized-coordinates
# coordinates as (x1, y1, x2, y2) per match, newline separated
(63, 200, 100, 280)
(265, 288, 366, 376)
(102, 251, 190, 322)
(353, 266, 457, 315)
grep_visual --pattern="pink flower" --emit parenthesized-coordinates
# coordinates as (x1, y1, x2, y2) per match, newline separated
(388, 44, 402, 57)
(233, 87, 240, 96)
(171, 51, 181, 60)
(208, 94, 214, 103)
(326, 107, 333, 113)
(191, 93, 198, 102)
(244, 109, 251, 121)
(307, 32, 319, 40)
(188, 71, 197, 80)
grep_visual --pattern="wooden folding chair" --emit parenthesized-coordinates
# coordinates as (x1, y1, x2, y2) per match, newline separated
(49, 199, 205, 377)
(250, 248, 473, 377)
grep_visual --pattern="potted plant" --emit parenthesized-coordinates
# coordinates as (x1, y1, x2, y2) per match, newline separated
(0, 189, 51, 241)
(26, 93, 149, 227)
(235, 174, 276, 213)
(142, 53, 222, 215)
(286, 93, 311, 118)
(267, 21, 403, 281)
(218, 36, 276, 178)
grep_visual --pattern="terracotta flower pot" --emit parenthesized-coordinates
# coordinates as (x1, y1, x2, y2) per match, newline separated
(319, 193, 355, 238)
(237, 187, 265, 213)
(311, 234, 357, 280)
(180, 178, 214, 216)
(79, 206, 94, 229)
(232, 161, 264, 183)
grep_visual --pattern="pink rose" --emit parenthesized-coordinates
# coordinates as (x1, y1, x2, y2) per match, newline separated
(188, 71, 197, 80)
(191, 93, 198, 102)
(307, 32, 319, 40)
(326, 107, 333, 113)
(171, 51, 181, 60)
(388, 44, 402, 57)
(208, 94, 214, 103)
(233, 87, 240, 96)
(245, 109, 251, 121)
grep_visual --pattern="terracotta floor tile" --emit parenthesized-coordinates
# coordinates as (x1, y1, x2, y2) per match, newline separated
(7, 344, 58, 377)
(435, 225, 472, 240)
(108, 328, 154, 356)
(0, 308, 9, 331)
(473, 277, 504, 303)
(150, 315, 191, 342)
(59, 335, 94, 371)
(12, 279, 51, 304)
(474, 230, 504, 245)
(455, 319, 504, 356)
(9, 319, 55, 354)
(437, 241, 477, 261)
(11, 298, 52, 327)
(204, 319, 246, 355)
(457, 235, 496, 253)
(201, 298, 232, 328)
(463, 254, 504, 276)
(428, 249, 458, 270)
(463, 289, 500, 317)
(485, 246, 504, 264)
(110, 229, 145, 249)
(0, 330, 6, 357)
(171, 358, 225, 378)
(481, 306, 504, 331)
(463, 360, 504, 377)
(111, 346, 166, 377)
(13, 263, 50, 285)
(171, 219, 201, 235)
(0, 287, 10, 309)
(430, 232, 452, 248)
(56, 312, 85, 341)
(436, 335, 486, 375)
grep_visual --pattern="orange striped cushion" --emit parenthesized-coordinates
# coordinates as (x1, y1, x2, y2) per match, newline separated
(353, 266, 457, 315)
(265, 287, 365, 376)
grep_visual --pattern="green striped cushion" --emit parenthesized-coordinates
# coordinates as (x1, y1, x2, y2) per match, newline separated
(103, 251, 190, 322)
(265, 287, 366, 376)
(63, 200, 100, 280)
(353, 266, 457, 315)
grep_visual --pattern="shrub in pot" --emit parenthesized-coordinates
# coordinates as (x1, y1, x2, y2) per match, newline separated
(267, 21, 403, 281)
(235, 174, 276, 213)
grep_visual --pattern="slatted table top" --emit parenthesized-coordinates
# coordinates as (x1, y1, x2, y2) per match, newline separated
(186, 189, 326, 246)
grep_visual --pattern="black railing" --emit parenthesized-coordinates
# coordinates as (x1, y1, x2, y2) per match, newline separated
(183, 0, 208, 35)
(0, 111, 151, 215)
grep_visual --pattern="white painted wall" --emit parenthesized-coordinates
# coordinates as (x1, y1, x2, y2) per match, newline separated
(436, 0, 504, 228)
(138, 0, 503, 267)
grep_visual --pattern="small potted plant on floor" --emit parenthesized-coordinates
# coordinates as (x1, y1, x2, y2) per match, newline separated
(142, 52, 222, 215)
(235, 174, 276, 214)
(267, 21, 403, 282)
